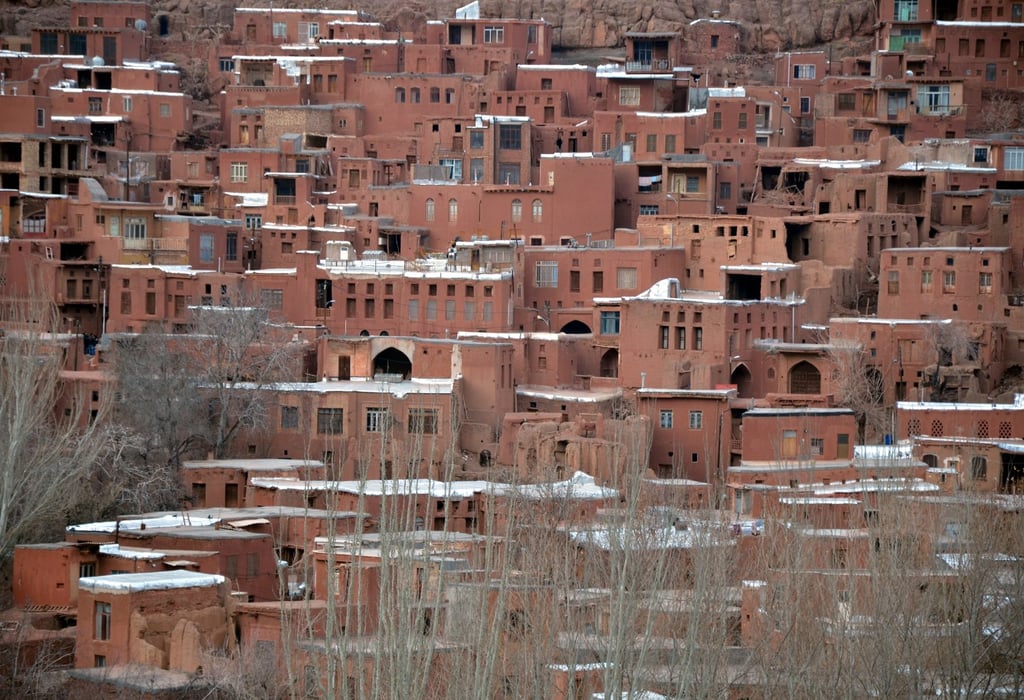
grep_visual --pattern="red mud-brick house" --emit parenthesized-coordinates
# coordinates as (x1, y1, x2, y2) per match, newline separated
(74, 570, 230, 670)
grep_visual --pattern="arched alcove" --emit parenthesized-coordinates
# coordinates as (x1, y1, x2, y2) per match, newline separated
(372, 347, 412, 379)
(789, 360, 821, 394)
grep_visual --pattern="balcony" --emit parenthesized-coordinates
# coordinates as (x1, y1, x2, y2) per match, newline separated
(625, 58, 671, 73)
(274, 194, 297, 205)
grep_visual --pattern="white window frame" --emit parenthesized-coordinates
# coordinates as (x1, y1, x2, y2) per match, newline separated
(659, 410, 673, 429)
(365, 407, 389, 433)
(1005, 147, 1024, 171)
(125, 217, 146, 240)
(535, 261, 558, 288)
(619, 86, 641, 106)
(689, 410, 703, 430)
(230, 162, 248, 183)
(483, 26, 504, 43)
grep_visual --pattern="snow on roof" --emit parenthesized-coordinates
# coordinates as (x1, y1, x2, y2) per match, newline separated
(690, 17, 741, 26)
(636, 109, 707, 118)
(235, 7, 361, 14)
(515, 384, 622, 403)
(516, 64, 592, 71)
(78, 570, 225, 593)
(67, 514, 221, 533)
(792, 158, 881, 169)
(897, 161, 996, 173)
(99, 544, 166, 560)
(595, 64, 675, 80)
(224, 191, 269, 207)
(251, 471, 616, 501)
(51, 115, 124, 123)
(897, 400, 1024, 412)
(109, 264, 199, 274)
(541, 151, 599, 158)
(181, 458, 323, 471)
(259, 377, 454, 397)
(474, 114, 531, 125)
(855, 443, 915, 460)
(708, 86, 746, 98)
(569, 521, 730, 551)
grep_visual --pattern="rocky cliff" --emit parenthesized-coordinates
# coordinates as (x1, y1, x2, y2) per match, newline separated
(2, 0, 875, 52)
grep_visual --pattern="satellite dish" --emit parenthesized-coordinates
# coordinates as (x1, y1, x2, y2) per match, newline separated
(90, 56, 104, 67)
(135, 19, 147, 31)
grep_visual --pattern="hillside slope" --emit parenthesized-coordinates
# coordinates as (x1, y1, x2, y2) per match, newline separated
(0, 0, 876, 51)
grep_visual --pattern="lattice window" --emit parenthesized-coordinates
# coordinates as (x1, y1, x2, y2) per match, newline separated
(999, 421, 1013, 439)
(931, 420, 944, 437)
(977, 420, 989, 439)
(908, 418, 921, 435)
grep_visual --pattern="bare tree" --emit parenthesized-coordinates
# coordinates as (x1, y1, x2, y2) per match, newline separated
(114, 288, 303, 462)
(0, 299, 119, 563)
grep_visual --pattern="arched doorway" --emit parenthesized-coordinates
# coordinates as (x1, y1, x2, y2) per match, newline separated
(600, 349, 618, 378)
(789, 360, 821, 394)
(731, 364, 753, 398)
(372, 347, 412, 379)
(560, 320, 592, 334)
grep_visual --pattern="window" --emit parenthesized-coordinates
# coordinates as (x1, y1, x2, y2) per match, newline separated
(483, 26, 504, 43)
(430, 87, 440, 103)
(219, 58, 235, 72)
(971, 456, 988, 480)
(659, 325, 669, 349)
(979, 272, 993, 293)
(693, 327, 703, 350)
(448, 198, 458, 223)
(712, 111, 722, 129)
(469, 158, 484, 183)
(638, 205, 659, 215)
(894, 0, 918, 20)
(445, 300, 456, 320)
(1005, 147, 1024, 171)
(125, 217, 146, 239)
(738, 112, 748, 129)
(685, 175, 700, 193)
(273, 22, 287, 38)
(88, 97, 102, 114)
(94, 602, 111, 640)
(499, 124, 521, 150)
(800, 96, 810, 114)
(664, 134, 676, 153)
(497, 163, 520, 184)
(793, 64, 816, 79)
(921, 269, 933, 291)
(646, 134, 657, 152)
(159, 103, 171, 118)
(36, 108, 45, 128)
(593, 271, 604, 293)
(887, 270, 899, 295)
(719, 181, 732, 200)
(425, 198, 435, 222)
(440, 158, 462, 180)
(837, 93, 856, 111)
(532, 199, 543, 222)
(366, 407, 389, 433)
(616, 267, 637, 290)
(244, 214, 262, 230)
(281, 406, 298, 429)
(973, 147, 989, 164)
(410, 87, 420, 103)
(409, 408, 438, 434)
(199, 234, 214, 263)
(535, 261, 558, 287)
(511, 199, 523, 222)
(852, 129, 872, 143)
(659, 410, 673, 429)
(394, 87, 406, 103)
(619, 87, 640, 106)
(943, 270, 956, 292)
(918, 85, 950, 114)
(317, 408, 343, 434)
(469, 130, 484, 149)
(230, 162, 248, 183)
(261, 289, 283, 310)
(689, 411, 703, 429)
(599, 310, 620, 335)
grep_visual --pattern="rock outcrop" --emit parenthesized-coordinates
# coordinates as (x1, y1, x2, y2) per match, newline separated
(1, 0, 876, 52)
